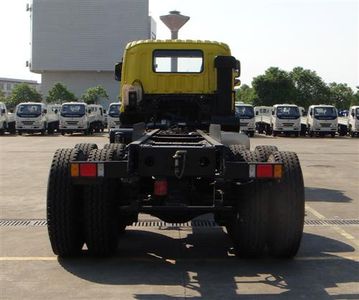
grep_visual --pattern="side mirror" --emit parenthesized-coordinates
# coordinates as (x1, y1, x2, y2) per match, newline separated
(1, 108, 5, 114)
(54, 109, 58, 114)
(351, 112, 355, 117)
(255, 111, 258, 116)
(271, 111, 274, 115)
(43, 109, 47, 114)
(104, 109, 106, 113)
(115, 62, 122, 81)
(310, 111, 312, 116)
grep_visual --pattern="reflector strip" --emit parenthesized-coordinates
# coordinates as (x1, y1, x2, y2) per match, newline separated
(70, 163, 79, 177)
(256, 164, 273, 178)
(249, 164, 256, 178)
(97, 163, 104, 177)
(80, 163, 97, 177)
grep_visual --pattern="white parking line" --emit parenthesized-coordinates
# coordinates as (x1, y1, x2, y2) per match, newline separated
(0, 256, 358, 262)
(306, 204, 359, 248)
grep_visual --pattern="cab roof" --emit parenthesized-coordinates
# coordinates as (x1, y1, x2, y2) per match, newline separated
(125, 39, 230, 51)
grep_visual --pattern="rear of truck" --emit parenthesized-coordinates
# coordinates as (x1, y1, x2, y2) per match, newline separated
(47, 40, 305, 259)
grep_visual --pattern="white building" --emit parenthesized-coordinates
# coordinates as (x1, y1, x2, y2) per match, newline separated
(0, 77, 40, 98)
(29, 0, 156, 108)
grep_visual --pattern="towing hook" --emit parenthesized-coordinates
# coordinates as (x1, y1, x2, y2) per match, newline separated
(173, 150, 187, 179)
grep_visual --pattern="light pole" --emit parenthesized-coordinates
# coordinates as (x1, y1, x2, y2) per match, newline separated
(160, 11, 190, 71)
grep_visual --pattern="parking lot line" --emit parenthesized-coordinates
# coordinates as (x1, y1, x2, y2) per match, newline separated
(0, 256, 358, 262)
(306, 204, 359, 248)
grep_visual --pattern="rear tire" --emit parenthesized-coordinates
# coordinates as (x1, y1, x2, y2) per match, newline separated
(74, 143, 98, 159)
(254, 145, 278, 162)
(267, 151, 305, 258)
(47, 148, 85, 257)
(84, 149, 120, 256)
(227, 150, 269, 258)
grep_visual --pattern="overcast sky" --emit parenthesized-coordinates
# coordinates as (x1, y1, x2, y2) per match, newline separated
(0, 0, 358, 89)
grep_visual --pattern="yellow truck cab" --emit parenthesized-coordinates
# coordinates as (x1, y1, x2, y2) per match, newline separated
(114, 40, 240, 130)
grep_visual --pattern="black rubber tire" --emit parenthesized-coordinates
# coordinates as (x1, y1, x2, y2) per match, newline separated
(74, 143, 98, 159)
(47, 148, 85, 257)
(103, 143, 126, 160)
(227, 150, 269, 258)
(254, 145, 279, 162)
(84, 149, 120, 256)
(228, 144, 248, 158)
(267, 151, 305, 258)
(8, 122, 16, 135)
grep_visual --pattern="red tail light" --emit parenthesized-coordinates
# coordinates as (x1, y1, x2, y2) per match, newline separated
(154, 179, 168, 196)
(256, 164, 273, 178)
(80, 163, 97, 177)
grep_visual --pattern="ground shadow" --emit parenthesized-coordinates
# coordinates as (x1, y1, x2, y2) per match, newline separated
(59, 227, 358, 299)
(305, 186, 352, 203)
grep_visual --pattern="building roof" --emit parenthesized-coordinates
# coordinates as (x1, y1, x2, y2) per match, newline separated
(0, 77, 39, 84)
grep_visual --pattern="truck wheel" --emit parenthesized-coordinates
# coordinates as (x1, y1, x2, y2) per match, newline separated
(228, 144, 248, 156)
(227, 150, 268, 257)
(74, 143, 98, 159)
(47, 148, 85, 256)
(8, 122, 16, 135)
(254, 145, 278, 162)
(331, 132, 336, 138)
(84, 149, 120, 256)
(267, 151, 305, 258)
(103, 143, 126, 159)
(47, 124, 54, 135)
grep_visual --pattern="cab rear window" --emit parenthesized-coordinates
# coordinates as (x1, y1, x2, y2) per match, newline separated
(153, 50, 203, 73)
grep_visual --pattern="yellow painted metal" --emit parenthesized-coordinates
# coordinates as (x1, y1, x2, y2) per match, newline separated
(120, 39, 232, 97)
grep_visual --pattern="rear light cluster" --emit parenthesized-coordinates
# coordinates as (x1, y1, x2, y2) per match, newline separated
(249, 163, 283, 179)
(70, 162, 283, 179)
(70, 163, 104, 177)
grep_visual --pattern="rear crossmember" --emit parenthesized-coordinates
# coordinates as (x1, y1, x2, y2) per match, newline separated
(69, 129, 283, 183)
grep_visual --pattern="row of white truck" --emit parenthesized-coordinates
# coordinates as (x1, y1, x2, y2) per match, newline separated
(236, 103, 359, 137)
(0, 101, 122, 135)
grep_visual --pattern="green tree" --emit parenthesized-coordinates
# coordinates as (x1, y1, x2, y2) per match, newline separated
(81, 85, 108, 104)
(236, 84, 257, 104)
(351, 87, 359, 106)
(46, 82, 76, 103)
(328, 82, 354, 110)
(6, 83, 42, 109)
(0, 90, 6, 102)
(252, 67, 296, 106)
(290, 67, 330, 109)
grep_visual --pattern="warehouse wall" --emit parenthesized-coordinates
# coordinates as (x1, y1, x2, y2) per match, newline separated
(30, 0, 154, 102)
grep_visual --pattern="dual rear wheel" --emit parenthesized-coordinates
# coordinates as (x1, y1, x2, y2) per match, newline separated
(47, 143, 126, 257)
(227, 145, 304, 258)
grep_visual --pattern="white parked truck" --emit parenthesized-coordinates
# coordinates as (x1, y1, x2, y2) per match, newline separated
(59, 102, 93, 135)
(15, 102, 58, 135)
(271, 104, 301, 137)
(0, 102, 16, 135)
(347, 106, 359, 137)
(306, 105, 338, 137)
(254, 106, 273, 135)
(88, 104, 105, 132)
(255, 104, 300, 136)
(235, 103, 255, 137)
(107, 102, 121, 130)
